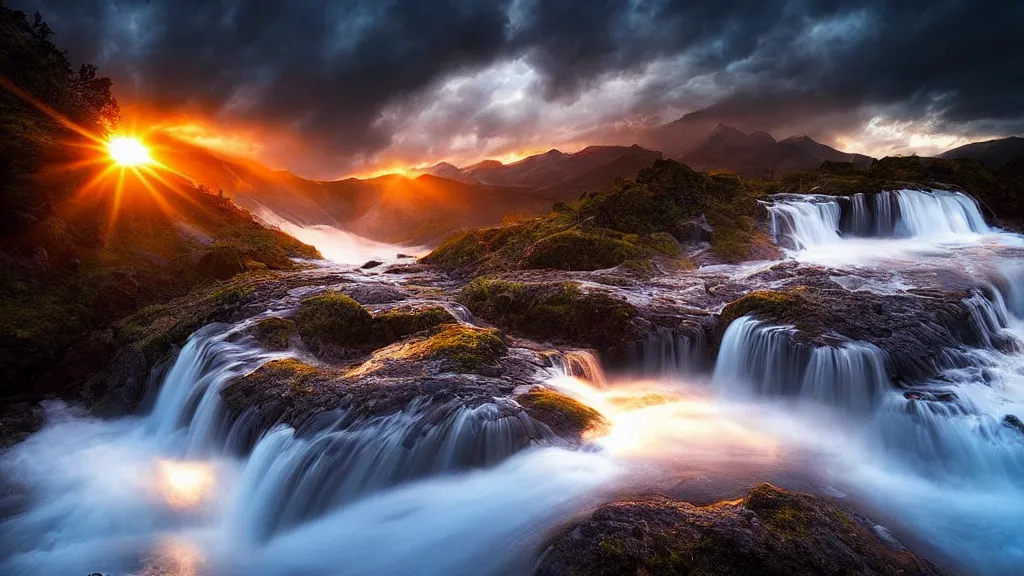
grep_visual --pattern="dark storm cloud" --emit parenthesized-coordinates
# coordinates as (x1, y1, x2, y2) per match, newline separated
(9, 0, 1022, 172)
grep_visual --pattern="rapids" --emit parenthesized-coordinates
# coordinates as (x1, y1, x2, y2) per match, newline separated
(3, 192, 1024, 575)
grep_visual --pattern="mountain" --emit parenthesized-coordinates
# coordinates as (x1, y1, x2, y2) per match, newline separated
(674, 125, 872, 177)
(939, 136, 1024, 167)
(420, 145, 662, 196)
(154, 136, 559, 244)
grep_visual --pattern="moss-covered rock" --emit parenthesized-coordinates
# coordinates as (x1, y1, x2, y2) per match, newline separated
(520, 230, 642, 271)
(517, 388, 608, 439)
(537, 483, 951, 576)
(369, 306, 457, 347)
(402, 324, 507, 372)
(458, 277, 640, 360)
(250, 317, 296, 350)
(195, 244, 247, 280)
(719, 288, 818, 335)
(294, 292, 374, 349)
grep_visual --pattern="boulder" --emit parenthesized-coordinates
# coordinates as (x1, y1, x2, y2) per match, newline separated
(537, 484, 950, 576)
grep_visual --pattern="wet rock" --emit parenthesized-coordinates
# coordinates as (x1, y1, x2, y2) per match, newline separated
(341, 283, 408, 305)
(515, 388, 608, 441)
(717, 285, 996, 384)
(1002, 414, 1024, 435)
(457, 277, 640, 362)
(537, 483, 950, 576)
(361, 260, 383, 269)
(0, 401, 45, 448)
(250, 317, 296, 350)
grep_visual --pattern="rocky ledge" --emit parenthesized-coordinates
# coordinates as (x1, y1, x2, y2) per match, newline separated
(537, 484, 951, 576)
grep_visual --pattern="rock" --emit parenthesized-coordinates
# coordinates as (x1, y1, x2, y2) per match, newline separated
(537, 483, 951, 576)
(457, 277, 640, 361)
(1002, 414, 1024, 435)
(396, 253, 414, 259)
(250, 317, 296, 350)
(341, 284, 408, 304)
(195, 245, 247, 280)
(361, 260, 383, 269)
(717, 286, 996, 384)
(515, 388, 608, 441)
(0, 401, 45, 448)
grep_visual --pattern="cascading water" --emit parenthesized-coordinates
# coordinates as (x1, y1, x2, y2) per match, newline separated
(628, 325, 709, 376)
(5, 193, 1024, 575)
(767, 189, 992, 251)
(711, 280, 1024, 574)
(713, 315, 889, 411)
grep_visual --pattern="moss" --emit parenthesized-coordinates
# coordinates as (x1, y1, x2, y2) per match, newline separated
(518, 388, 608, 437)
(421, 159, 765, 273)
(418, 230, 486, 269)
(196, 244, 247, 280)
(745, 483, 812, 542)
(719, 288, 823, 336)
(251, 317, 296, 350)
(458, 277, 639, 359)
(407, 325, 507, 372)
(294, 292, 373, 349)
(520, 229, 641, 271)
(370, 306, 457, 346)
(234, 358, 322, 396)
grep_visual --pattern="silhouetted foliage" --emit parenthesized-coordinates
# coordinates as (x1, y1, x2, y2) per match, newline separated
(1, 3, 120, 238)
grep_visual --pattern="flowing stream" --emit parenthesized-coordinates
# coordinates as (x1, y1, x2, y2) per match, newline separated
(3, 190, 1024, 575)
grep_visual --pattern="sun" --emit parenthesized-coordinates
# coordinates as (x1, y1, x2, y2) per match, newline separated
(107, 136, 152, 166)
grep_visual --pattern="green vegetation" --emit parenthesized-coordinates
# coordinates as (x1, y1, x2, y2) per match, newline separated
(404, 324, 507, 372)
(718, 288, 826, 338)
(240, 358, 320, 394)
(0, 7, 319, 403)
(458, 277, 639, 359)
(294, 294, 458, 351)
(251, 317, 297, 350)
(294, 293, 374, 348)
(517, 388, 608, 438)
(539, 483, 946, 576)
(422, 160, 755, 271)
(370, 306, 457, 347)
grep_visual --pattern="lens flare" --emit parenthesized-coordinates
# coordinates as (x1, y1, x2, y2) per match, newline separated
(157, 460, 215, 509)
(108, 136, 152, 166)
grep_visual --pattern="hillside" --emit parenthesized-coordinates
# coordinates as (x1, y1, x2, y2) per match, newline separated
(0, 7, 318, 404)
(940, 136, 1024, 168)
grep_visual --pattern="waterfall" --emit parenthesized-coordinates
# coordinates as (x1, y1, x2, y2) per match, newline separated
(714, 316, 890, 411)
(547, 349, 607, 385)
(628, 325, 709, 376)
(767, 196, 842, 250)
(231, 401, 553, 543)
(767, 189, 990, 249)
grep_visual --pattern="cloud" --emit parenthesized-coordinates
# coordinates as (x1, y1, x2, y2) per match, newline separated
(10, 0, 1023, 176)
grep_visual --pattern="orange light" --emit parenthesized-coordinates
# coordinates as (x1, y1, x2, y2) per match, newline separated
(157, 460, 215, 509)
(107, 136, 152, 166)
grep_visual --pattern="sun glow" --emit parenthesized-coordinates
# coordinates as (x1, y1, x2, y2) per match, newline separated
(157, 460, 216, 509)
(108, 136, 152, 166)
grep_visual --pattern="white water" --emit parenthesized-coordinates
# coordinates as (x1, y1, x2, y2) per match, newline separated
(255, 206, 425, 266)
(711, 265, 1024, 574)
(4, 189, 1024, 575)
(765, 189, 1019, 266)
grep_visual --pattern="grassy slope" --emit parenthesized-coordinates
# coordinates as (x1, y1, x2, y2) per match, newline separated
(422, 159, 760, 270)
(0, 7, 319, 401)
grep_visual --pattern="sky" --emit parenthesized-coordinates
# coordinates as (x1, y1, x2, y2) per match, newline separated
(12, 0, 1024, 179)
